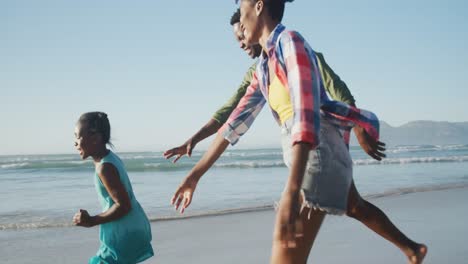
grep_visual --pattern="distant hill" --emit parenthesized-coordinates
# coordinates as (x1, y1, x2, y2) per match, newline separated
(350, 121, 468, 146)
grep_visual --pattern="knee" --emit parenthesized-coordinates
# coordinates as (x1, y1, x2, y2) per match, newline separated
(346, 198, 366, 219)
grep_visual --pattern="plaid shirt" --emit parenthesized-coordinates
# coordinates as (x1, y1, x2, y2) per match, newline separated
(221, 24, 379, 149)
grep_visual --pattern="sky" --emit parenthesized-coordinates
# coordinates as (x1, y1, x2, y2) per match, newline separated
(1, 0, 468, 155)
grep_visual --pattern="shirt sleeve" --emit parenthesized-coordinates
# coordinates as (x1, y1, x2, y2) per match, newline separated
(314, 52, 356, 105)
(278, 31, 321, 149)
(212, 63, 257, 124)
(219, 70, 266, 146)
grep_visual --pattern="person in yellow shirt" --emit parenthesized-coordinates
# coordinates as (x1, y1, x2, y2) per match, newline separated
(165, 7, 426, 264)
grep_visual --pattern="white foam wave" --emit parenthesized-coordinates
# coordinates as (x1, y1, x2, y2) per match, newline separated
(0, 221, 73, 230)
(0, 162, 29, 169)
(214, 161, 285, 168)
(222, 151, 283, 158)
(387, 144, 468, 154)
(354, 155, 468, 165)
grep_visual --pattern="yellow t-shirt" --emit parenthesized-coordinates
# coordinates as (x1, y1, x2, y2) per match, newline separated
(268, 76, 293, 124)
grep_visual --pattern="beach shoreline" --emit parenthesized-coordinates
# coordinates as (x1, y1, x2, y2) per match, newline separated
(1, 187, 467, 263)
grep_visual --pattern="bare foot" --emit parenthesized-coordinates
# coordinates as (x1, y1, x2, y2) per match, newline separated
(408, 244, 427, 264)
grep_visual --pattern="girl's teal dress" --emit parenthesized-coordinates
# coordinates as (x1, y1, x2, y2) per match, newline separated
(90, 151, 154, 264)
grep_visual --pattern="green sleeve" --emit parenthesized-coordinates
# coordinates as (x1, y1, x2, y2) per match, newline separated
(315, 52, 356, 105)
(212, 62, 257, 124)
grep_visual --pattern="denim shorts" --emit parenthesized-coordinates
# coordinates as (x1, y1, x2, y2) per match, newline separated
(281, 117, 352, 215)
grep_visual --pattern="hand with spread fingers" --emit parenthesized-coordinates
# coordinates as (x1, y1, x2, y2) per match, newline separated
(163, 138, 196, 163)
(163, 119, 222, 163)
(171, 176, 199, 214)
(353, 125, 386, 161)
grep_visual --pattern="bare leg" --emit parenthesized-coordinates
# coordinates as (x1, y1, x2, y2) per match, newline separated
(270, 208, 326, 264)
(347, 181, 427, 263)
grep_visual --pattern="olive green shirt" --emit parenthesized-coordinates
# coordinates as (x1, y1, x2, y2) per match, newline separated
(212, 52, 355, 124)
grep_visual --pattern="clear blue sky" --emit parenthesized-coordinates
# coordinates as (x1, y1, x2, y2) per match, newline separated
(1, 0, 467, 155)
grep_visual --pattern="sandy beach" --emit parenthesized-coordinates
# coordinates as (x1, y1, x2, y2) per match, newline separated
(1, 187, 467, 263)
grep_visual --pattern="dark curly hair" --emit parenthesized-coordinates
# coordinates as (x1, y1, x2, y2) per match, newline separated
(230, 8, 241, 26)
(78, 111, 113, 147)
(238, 0, 294, 22)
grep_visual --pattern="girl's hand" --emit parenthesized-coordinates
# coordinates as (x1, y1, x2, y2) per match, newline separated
(73, 209, 94, 227)
(277, 191, 302, 248)
(171, 176, 198, 214)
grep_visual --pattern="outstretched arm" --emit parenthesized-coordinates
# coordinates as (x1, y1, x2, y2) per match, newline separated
(164, 63, 256, 163)
(171, 71, 264, 213)
(163, 119, 221, 163)
(171, 133, 229, 214)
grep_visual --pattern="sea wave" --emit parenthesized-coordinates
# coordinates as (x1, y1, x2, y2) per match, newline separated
(221, 151, 283, 158)
(0, 221, 73, 230)
(142, 162, 196, 171)
(353, 155, 468, 165)
(0, 161, 92, 171)
(2, 155, 468, 172)
(2, 183, 467, 231)
(141, 160, 285, 170)
(214, 161, 285, 168)
(0, 162, 29, 169)
(385, 144, 468, 154)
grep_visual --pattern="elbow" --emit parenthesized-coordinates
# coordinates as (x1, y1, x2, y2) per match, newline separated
(209, 119, 223, 131)
(118, 200, 132, 216)
(123, 202, 132, 215)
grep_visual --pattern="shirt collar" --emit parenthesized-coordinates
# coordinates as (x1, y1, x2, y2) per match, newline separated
(265, 23, 286, 57)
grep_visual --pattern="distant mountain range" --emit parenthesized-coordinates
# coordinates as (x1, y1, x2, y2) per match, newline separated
(350, 121, 468, 146)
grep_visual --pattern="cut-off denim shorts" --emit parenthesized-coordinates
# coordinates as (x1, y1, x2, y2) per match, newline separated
(281, 116, 353, 215)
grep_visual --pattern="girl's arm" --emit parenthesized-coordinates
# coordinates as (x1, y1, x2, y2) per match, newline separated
(73, 163, 131, 227)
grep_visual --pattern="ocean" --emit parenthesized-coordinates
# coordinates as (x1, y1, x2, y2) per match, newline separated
(1, 144, 468, 231)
